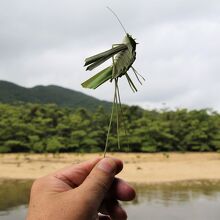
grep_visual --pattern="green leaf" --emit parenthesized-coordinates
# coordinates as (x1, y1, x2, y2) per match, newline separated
(81, 66, 112, 89)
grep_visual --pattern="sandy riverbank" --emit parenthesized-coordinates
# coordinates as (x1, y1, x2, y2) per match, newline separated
(1, 153, 220, 184)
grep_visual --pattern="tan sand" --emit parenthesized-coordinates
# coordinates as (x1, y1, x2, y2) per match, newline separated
(1, 153, 220, 184)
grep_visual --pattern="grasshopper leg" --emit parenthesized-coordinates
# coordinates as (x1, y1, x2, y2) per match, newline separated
(112, 45, 120, 150)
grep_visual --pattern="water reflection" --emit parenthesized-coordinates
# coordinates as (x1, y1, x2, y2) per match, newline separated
(0, 180, 32, 211)
(130, 180, 220, 205)
(0, 180, 220, 220)
(124, 181, 220, 220)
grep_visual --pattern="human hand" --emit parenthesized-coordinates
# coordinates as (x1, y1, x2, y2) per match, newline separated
(26, 157, 136, 220)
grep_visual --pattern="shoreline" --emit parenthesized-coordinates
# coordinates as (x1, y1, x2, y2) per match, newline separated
(1, 152, 220, 184)
(1, 177, 220, 186)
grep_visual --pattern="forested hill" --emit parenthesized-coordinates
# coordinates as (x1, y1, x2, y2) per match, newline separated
(0, 80, 112, 111)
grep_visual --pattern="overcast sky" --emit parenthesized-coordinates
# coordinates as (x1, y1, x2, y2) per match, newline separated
(0, 0, 220, 110)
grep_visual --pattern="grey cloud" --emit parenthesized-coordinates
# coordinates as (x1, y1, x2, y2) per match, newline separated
(0, 0, 220, 111)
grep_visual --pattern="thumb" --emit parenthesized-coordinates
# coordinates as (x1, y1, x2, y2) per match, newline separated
(78, 158, 122, 209)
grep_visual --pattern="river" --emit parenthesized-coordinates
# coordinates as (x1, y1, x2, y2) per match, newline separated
(0, 180, 220, 219)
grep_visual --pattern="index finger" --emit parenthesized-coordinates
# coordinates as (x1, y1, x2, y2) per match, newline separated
(53, 158, 101, 187)
(52, 157, 123, 188)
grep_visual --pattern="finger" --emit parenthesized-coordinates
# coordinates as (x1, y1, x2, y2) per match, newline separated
(108, 178, 136, 201)
(53, 158, 101, 187)
(98, 213, 111, 220)
(78, 158, 123, 210)
(105, 199, 127, 220)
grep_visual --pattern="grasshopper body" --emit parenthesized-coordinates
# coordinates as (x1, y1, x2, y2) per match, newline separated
(82, 34, 138, 91)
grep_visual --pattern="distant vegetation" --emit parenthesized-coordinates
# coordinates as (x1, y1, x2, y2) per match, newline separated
(0, 103, 220, 153)
(0, 80, 112, 112)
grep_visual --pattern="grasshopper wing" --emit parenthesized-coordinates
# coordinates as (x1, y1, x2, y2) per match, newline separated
(85, 44, 127, 71)
(81, 66, 113, 89)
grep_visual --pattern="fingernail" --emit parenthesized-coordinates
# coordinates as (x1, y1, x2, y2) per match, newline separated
(97, 158, 116, 174)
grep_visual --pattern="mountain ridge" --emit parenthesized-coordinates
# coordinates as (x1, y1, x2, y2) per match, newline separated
(0, 80, 112, 111)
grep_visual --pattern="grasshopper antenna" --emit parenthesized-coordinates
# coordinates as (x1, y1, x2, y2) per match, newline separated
(107, 6, 127, 34)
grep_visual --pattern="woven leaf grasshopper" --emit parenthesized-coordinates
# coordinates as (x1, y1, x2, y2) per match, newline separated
(82, 7, 145, 156)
